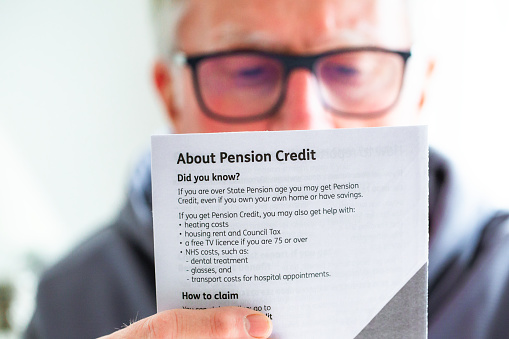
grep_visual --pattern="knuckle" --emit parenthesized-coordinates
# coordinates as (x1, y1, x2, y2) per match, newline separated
(209, 309, 238, 338)
(139, 317, 160, 338)
(138, 311, 182, 339)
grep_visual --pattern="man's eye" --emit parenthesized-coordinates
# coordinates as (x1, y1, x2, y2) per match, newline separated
(327, 65, 360, 77)
(232, 66, 276, 87)
(319, 62, 364, 86)
(237, 66, 267, 78)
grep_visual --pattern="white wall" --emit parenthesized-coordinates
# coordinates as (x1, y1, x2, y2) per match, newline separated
(425, 0, 509, 207)
(1, 0, 509, 335)
(0, 0, 165, 335)
(0, 0, 166, 250)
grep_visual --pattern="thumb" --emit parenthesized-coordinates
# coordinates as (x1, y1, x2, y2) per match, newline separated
(98, 306, 272, 339)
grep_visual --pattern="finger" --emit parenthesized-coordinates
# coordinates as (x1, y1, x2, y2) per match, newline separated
(98, 306, 272, 339)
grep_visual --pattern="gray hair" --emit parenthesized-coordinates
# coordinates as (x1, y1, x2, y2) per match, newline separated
(407, 0, 433, 48)
(150, 0, 433, 57)
(150, 0, 186, 58)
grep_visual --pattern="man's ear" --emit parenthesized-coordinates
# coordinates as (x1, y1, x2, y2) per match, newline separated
(418, 58, 436, 111)
(153, 60, 179, 125)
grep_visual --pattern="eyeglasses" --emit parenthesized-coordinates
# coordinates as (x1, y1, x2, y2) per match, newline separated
(173, 47, 411, 123)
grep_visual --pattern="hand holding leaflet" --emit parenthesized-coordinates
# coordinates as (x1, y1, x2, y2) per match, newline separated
(151, 126, 428, 338)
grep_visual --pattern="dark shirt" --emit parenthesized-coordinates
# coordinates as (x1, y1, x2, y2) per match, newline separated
(25, 149, 509, 339)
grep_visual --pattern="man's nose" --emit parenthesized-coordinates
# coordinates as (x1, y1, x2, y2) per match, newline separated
(267, 69, 336, 131)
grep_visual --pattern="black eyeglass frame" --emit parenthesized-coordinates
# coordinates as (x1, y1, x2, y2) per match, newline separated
(173, 47, 412, 123)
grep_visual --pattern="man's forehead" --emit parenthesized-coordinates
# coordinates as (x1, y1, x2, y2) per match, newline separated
(177, 0, 411, 53)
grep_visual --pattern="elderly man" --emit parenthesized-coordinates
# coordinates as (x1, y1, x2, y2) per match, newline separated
(26, 0, 509, 338)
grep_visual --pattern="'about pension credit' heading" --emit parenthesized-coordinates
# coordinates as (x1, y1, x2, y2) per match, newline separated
(177, 149, 317, 164)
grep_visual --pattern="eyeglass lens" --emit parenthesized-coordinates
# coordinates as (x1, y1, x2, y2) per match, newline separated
(316, 51, 405, 115)
(197, 54, 284, 119)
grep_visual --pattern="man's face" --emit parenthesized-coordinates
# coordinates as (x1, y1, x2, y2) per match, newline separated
(155, 0, 428, 134)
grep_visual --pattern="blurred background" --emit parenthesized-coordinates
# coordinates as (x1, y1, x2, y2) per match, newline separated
(0, 0, 508, 337)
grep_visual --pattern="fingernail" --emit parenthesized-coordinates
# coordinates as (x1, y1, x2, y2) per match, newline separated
(244, 314, 272, 338)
